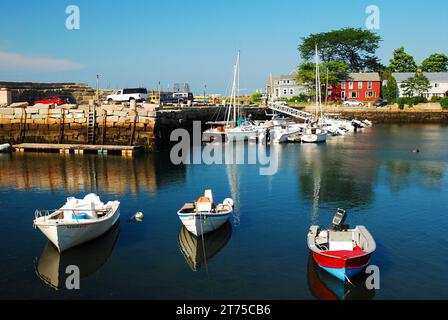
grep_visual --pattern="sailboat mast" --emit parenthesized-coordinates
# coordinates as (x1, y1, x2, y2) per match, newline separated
(236, 51, 240, 125)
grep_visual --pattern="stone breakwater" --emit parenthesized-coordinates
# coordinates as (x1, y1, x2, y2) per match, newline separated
(0, 104, 267, 150)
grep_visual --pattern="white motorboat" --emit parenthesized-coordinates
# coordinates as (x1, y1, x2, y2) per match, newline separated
(33, 194, 120, 252)
(270, 125, 303, 143)
(177, 190, 233, 237)
(301, 126, 327, 143)
(0, 143, 11, 153)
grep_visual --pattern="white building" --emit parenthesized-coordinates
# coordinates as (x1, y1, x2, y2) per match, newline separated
(393, 72, 448, 99)
(267, 71, 308, 100)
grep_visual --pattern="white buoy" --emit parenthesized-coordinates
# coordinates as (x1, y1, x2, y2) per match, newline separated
(135, 211, 144, 220)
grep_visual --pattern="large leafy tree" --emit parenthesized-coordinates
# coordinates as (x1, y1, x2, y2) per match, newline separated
(296, 61, 349, 99)
(298, 28, 382, 72)
(400, 73, 431, 97)
(389, 47, 418, 72)
(421, 53, 448, 72)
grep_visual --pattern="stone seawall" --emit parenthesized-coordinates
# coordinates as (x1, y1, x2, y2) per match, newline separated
(0, 104, 157, 150)
(0, 105, 267, 150)
(323, 109, 448, 123)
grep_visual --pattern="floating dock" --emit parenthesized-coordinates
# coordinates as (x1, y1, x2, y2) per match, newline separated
(12, 143, 140, 156)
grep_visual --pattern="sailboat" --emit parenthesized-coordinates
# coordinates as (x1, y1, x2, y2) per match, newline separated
(301, 45, 328, 143)
(202, 52, 261, 143)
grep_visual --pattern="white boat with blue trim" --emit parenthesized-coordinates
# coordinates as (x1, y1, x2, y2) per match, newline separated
(33, 194, 120, 252)
(177, 190, 233, 237)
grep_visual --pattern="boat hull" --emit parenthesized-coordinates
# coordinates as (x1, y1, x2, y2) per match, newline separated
(226, 130, 258, 142)
(35, 209, 120, 252)
(312, 251, 371, 282)
(301, 133, 327, 143)
(178, 212, 231, 237)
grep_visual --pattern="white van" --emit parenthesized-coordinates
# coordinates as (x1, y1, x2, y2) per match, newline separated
(107, 88, 148, 103)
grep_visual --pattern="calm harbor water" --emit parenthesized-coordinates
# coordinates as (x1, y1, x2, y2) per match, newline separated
(1, 124, 448, 300)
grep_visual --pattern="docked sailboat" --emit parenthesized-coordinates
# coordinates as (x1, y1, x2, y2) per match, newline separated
(177, 190, 233, 236)
(307, 208, 376, 282)
(301, 45, 327, 143)
(202, 52, 260, 143)
(33, 194, 120, 252)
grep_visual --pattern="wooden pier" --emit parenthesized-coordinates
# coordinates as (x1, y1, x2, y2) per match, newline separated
(12, 143, 140, 156)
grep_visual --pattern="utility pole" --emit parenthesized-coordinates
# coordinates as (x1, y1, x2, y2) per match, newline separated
(204, 84, 206, 104)
(96, 74, 100, 103)
(158, 81, 161, 106)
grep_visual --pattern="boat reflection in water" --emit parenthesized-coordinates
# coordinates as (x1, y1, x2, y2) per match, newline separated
(307, 255, 375, 300)
(178, 222, 232, 271)
(35, 223, 120, 290)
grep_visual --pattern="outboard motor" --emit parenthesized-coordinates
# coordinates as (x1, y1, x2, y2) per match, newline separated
(330, 208, 349, 231)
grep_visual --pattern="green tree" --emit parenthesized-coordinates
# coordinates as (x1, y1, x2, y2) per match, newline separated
(382, 76, 399, 103)
(296, 61, 349, 90)
(389, 47, 418, 72)
(421, 53, 448, 72)
(400, 73, 431, 97)
(298, 28, 382, 72)
(250, 92, 262, 103)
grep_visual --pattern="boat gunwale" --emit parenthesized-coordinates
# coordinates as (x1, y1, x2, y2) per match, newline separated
(307, 225, 376, 261)
(33, 203, 120, 227)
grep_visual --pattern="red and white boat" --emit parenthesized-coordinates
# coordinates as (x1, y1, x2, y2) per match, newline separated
(307, 209, 376, 282)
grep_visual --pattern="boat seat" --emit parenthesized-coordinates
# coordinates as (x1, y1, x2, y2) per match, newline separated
(329, 231, 353, 251)
(181, 203, 195, 211)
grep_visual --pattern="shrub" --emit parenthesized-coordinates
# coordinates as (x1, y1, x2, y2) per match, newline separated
(441, 98, 448, 110)
(411, 96, 427, 104)
(288, 94, 308, 103)
(431, 96, 443, 103)
(397, 98, 406, 109)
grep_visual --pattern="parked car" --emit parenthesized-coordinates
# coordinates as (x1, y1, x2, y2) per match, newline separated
(107, 88, 148, 103)
(342, 99, 364, 107)
(373, 99, 388, 107)
(34, 96, 65, 106)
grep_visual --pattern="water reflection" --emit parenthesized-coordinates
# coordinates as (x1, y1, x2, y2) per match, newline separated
(299, 142, 377, 210)
(385, 160, 446, 191)
(178, 222, 232, 271)
(307, 256, 375, 300)
(35, 223, 120, 290)
(0, 152, 185, 194)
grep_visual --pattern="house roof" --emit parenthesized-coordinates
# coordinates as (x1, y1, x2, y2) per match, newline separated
(345, 72, 381, 82)
(392, 72, 448, 82)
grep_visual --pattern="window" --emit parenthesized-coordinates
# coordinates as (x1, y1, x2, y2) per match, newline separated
(341, 91, 346, 99)
(358, 82, 363, 89)
(367, 82, 373, 89)
(290, 89, 294, 95)
(283, 89, 287, 95)
(341, 82, 346, 89)
(349, 82, 354, 89)
(365, 91, 376, 98)
(350, 91, 358, 98)
(287, 80, 290, 84)
(435, 83, 439, 88)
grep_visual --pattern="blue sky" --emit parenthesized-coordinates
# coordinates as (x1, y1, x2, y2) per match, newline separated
(0, 0, 447, 94)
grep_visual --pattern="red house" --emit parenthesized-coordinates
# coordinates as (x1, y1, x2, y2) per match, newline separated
(329, 72, 381, 103)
